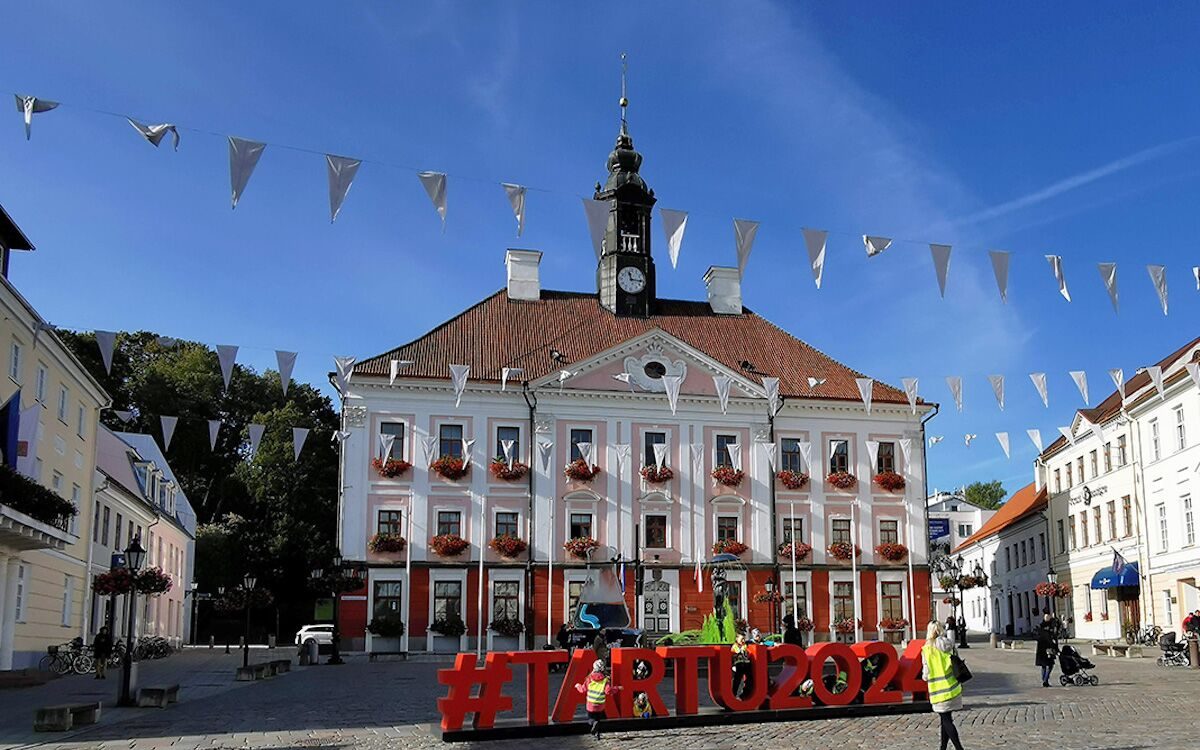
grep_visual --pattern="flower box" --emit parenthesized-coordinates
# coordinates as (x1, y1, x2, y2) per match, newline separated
(430, 615, 467, 637)
(563, 536, 601, 560)
(640, 465, 674, 484)
(431, 455, 469, 480)
(1100, 612, 1109, 621)
(711, 466, 745, 487)
(834, 617, 858, 634)
(872, 471, 905, 492)
(776, 470, 809, 490)
(488, 534, 528, 558)
(368, 533, 407, 554)
(563, 459, 600, 482)
(372, 457, 412, 478)
(826, 542, 860, 561)
(879, 617, 909, 631)
(794, 616, 815, 632)
(489, 459, 529, 482)
(1084, 612, 1094, 622)
(711, 539, 749, 556)
(826, 471, 857, 490)
(777, 541, 813, 561)
(367, 614, 406, 638)
(430, 533, 469, 557)
(489, 618, 524, 637)
(874, 543, 908, 562)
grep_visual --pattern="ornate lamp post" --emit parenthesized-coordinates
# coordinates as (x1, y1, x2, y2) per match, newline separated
(117, 536, 146, 707)
(185, 581, 200, 646)
(242, 574, 257, 668)
(932, 553, 975, 649)
(764, 577, 778, 636)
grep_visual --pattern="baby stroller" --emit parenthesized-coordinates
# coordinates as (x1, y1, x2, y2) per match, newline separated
(1058, 644, 1099, 686)
(1157, 632, 1190, 667)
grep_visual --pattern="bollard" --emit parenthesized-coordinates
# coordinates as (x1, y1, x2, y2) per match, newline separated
(1188, 636, 1199, 670)
(989, 633, 998, 648)
(268, 634, 277, 649)
(225, 639, 230, 655)
(209, 635, 215, 649)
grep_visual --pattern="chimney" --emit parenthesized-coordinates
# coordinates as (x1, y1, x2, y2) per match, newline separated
(505, 249, 542, 301)
(703, 266, 742, 314)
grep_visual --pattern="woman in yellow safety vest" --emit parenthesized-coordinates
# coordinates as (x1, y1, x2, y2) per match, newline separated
(575, 659, 620, 737)
(922, 620, 966, 750)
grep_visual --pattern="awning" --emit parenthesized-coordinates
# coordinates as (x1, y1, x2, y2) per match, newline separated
(1091, 562, 1139, 589)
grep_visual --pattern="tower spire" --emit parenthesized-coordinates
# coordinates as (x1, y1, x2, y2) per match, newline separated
(619, 52, 629, 135)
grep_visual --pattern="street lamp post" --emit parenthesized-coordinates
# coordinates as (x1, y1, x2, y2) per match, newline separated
(242, 574, 257, 668)
(764, 577, 778, 636)
(185, 581, 199, 646)
(328, 552, 345, 665)
(117, 536, 146, 707)
(218, 587, 229, 654)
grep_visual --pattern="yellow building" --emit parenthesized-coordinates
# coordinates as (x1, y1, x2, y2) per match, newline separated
(0, 204, 109, 670)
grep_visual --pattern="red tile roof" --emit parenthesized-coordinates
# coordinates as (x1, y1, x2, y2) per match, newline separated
(954, 482, 1046, 552)
(354, 289, 920, 404)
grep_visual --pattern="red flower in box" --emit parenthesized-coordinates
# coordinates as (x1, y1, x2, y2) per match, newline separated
(368, 533, 407, 554)
(372, 457, 412, 478)
(1083, 612, 1094, 622)
(640, 465, 674, 484)
(563, 459, 600, 482)
(777, 541, 813, 560)
(488, 534, 527, 558)
(430, 533, 470, 557)
(712, 539, 749, 556)
(711, 466, 745, 487)
(834, 617, 860, 634)
(563, 536, 600, 559)
(879, 617, 909, 631)
(753, 589, 783, 604)
(826, 471, 857, 489)
(827, 542, 861, 561)
(489, 459, 529, 482)
(431, 455, 469, 480)
(795, 616, 815, 632)
(872, 471, 906, 492)
(92, 568, 135, 596)
(874, 543, 908, 562)
(776, 470, 810, 490)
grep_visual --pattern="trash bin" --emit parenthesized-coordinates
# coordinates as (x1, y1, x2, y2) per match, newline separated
(268, 634, 277, 649)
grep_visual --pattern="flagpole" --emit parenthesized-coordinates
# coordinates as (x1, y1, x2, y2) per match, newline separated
(477, 491, 486, 658)
(905, 498, 916, 642)
(405, 509, 412, 654)
(852, 499, 861, 642)
(789, 503, 798, 632)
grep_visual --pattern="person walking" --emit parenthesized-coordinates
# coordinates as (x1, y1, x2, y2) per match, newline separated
(1035, 613, 1059, 687)
(782, 614, 803, 647)
(922, 620, 965, 750)
(575, 659, 619, 738)
(730, 633, 752, 699)
(92, 626, 113, 680)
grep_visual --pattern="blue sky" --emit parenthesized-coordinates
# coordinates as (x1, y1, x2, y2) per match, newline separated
(1, 2, 1198, 496)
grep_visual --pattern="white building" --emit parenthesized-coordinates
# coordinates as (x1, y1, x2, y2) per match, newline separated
(928, 491, 997, 624)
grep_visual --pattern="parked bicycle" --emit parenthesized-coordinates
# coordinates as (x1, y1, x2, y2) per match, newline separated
(1126, 624, 1162, 646)
(133, 636, 175, 660)
(37, 638, 95, 675)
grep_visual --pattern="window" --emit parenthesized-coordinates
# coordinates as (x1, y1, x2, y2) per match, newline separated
(833, 582, 854, 620)
(438, 424, 463, 458)
(433, 581, 462, 622)
(57, 385, 68, 422)
(781, 516, 805, 544)
(1093, 507, 1102, 544)
(1150, 419, 1161, 461)
(780, 438, 803, 473)
(1020, 540, 1027, 567)
(1054, 469, 1062, 494)
(569, 429, 593, 462)
(61, 575, 74, 626)
(1076, 457, 1085, 484)
(642, 431, 667, 469)
(831, 518, 851, 545)
(715, 434, 737, 468)
(1100, 590, 1109, 619)
(1065, 464, 1073, 488)
(76, 403, 86, 438)
(1057, 519, 1066, 553)
(1164, 591, 1174, 626)
(1005, 546, 1012, 571)
(725, 581, 742, 622)
(879, 519, 899, 545)
(569, 512, 593, 539)
(782, 582, 808, 621)
(1103, 443, 1112, 473)
(1039, 532, 1046, 560)
(101, 506, 111, 547)
(567, 581, 585, 623)
(644, 514, 667, 548)
(380, 422, 406, 460)
(876, 442, 896, 474)
(14, 564, 27, 621)
(1089, 450, 1098, 478)
(643, 361, 666, 379)
(35, 364, 47, 402)
(1176, 407, 1187, 451)
(436, 511, 461, 537)
(92, 501, 100, 543)
(957, 523, 973, 538)
(377, 509, 403, 536)
(1184, 496, 1195, 547)
(1157, 503, 1168, 552)
(1122, 496, 1133, 537)
(492, 581, 520, 622)
(114, 513, 123, 548)
(829, 439, 849, 474)
(717, 516, 739, 542)
(1069, 517, 1077, 549)
(495, 425, 520, 462)
(9, 341, 21, 382)
(1107, 501, 1117, 541)
(1080, 512, 1089, 547)
(1117, 435, 1128, 466)
(51, 471, 62, 495)
(881, 582, 904, 621)
(495, 511, 519, 538)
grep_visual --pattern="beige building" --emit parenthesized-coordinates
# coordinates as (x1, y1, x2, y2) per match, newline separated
(0, 204, 110, 670)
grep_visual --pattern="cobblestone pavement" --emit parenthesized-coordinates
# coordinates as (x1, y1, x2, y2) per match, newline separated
(2, 644, 1197, 750)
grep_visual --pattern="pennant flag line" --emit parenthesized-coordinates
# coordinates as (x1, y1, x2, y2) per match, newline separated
(293, 427, 309, 461)
(208, 419, 221, 450)
(863, 236, 891, 257)
(583, 198, 609, 260)
(989, 251, 1010, 303)
(276, 350, 297, 395)
(803, 228, 828, 289)
(1097, 262, 1119, 313)
(228, 136, 266, 208)
(326, 155, 362, 223)
(127, 118, 179, 150)
(501, 183, 526, 236)
(95, 330, 116, 374)
(216, 344, 238, 391)
(417, 171, 447, 230)
(988, 374, 1005, 411)
(996, 432, 1011, 458)
(1069, 370, 1089, 405)
(1030, 372, 1049, 408)
(247, 423, 265, 460)
(733, 219, 759, 276)
(856, 377, 874, 414)
(1047, 255, 1071, 302)
(1147, 264, 1168, 315)
(15, 95, 58, 140)
(160, 416, 178, 452)
(930, 244, 952, 297)
(660, 208, 688, 269)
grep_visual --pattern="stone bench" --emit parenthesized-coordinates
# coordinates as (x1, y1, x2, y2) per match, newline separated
(271, 658, 291, 673)
(136, 684, 180, 708)
(34, 702, 100, 732)
(1000, 640, 1025, 650)
(1093, 643, 1144, 659)
(235, 665, 257, 681)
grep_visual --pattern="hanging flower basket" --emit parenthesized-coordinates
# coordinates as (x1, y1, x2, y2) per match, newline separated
(753, 589, 784, 604)
(959, 575, 981, 589)
(777, 541, 813, 560)
(489, 617, 524, 637)
(776, 470, 810, 490)
(827, 542, 860, 561)
(489, 459, 529, 482)
(942, 596, 960, 606)
(368, 533, 407, 554)
(826, 471, 857, 490)
(874, 543, 908, 562)
(711, 466, 745, 487)
(712, 539, 749, 556)
(92, 568, 135, 596)
(795, 616, 815, 632)
(879, 617, 909, 631)
(563, 536, 601, 559)
(430, 533, 470, 557)
(488, 534, 528, 558)
(563, 458, 600, 482)
(431, 455, 469, 480)
(214, 587, 275, 612)
(372, 457, 412, 478)
(872, 471, 906, 492)
(1034, 582, 1058, 598)
(834, 617, 859, 634)
(938, 576, 958, 590)
(640, 465, 674, 484)
(134, 567, 173, 596)
(1055, 583, 1072, 598)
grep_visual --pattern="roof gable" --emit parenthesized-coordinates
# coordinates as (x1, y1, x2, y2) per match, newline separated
(954, 482, 1046, 551)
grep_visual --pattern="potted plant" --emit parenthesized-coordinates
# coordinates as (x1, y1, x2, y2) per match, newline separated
(826, 471, 857, 490)
(777, 541, 813, 560)
(711, 466, 744, 487)
(489, 458, 529, 482)
(640, 465, 674, 484)
(372, 457, 413, 479)
(563, 458, 601, 482)
(872, 471, 905, 492)
(488, 534, 527, 558)
(431, 455, 469, 480)
(430, 533, 470, 557)
(711, 539, 749, 556)
(938, 576, 958, 590)
(795, 616, 815, 645)
(874, 543, 908, 562)
(776, 470, 809, 490)
(563, 536, 601, 560)
(368, 533, 407, 555)
(429, 612, 466, 652)
(367, 613, 406, 653)
(134, 567, 173, 596)
(489, 617, 524, 651)
(826, 542, 860, 561)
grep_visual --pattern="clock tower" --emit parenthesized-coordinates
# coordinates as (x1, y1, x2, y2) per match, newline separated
(596, 77, 656, 317)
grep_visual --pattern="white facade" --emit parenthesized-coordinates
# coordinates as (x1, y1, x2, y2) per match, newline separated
(927, 492, 997, 627)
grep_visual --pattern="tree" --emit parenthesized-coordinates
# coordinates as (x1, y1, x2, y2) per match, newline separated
(964, 480, 1007, 510)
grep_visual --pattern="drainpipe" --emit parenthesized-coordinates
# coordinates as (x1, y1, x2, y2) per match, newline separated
(920, 403, 940, 629)
(522, 383, 537, 650)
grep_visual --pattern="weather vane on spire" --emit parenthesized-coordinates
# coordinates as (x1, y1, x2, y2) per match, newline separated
(619, 52, 629, 133)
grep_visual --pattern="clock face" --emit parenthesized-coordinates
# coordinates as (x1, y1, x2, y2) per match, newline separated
(617, 266, 646, 293)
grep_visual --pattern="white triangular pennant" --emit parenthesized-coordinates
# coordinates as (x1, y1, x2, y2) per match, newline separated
(653, 442, 668, 471)
(537, 441, 554, 473)
(501, 439, 515, 468)
(15, 95, 58, 140)
(1109, 368, 1125, 401)
(1027, 429, 1043, 453)
(613, 372, 634, 391)
(733, 219, 759, 277)
(988, 374, 1005, 410)
(726, 442, 742, 472)
(326, 154, 362, 223)
(1147, 365, 1164, 399)
(807, 376, 827, 389)
(660, 208, 688, 269)
(208, 419, 221, 451)
(127, 118, 179, 150)
(1186, 363, 1200, 391)
(501, 367, 514, 391)
(160, 416, 177, 452)
(1097, 262, 1119, 313)
(762, 376, 780, 415)
(1030, 372, 1049, 408)
(930, 244, 952, 298)
(760, 441, 777, 471)
(422, 436, 438, 464)
(1147, 264, 1168, 316)
(379, 433, 396, 463)
(996, 432, 1010, 458)
(247, 423, 265, 460)
(865, 440, 879, 472)
(449, 364, 470, 408)
(802, 228, 827, 289)
(856, 377, 874, 414)
(989, 250, 1011, 303)
(1087, 418, 1106, 448)
(333, 356, 356, 395)
(690, 443, 705, 470)
(332, 430, 351, 445)
(461, 438, 475, 466)
(216, 344, 238, 392)
(1046, 255, 1071, 302)
(712, 375, 732, 414)
(863, 236, 891, 257)
(558, 370, 573, 393)
(276, 351, 297, 396)
(388, 359, 412, 386)
(797, 441, 812, 472)
(945, 376, 963, 412)
(293, 427, 309, 462)
(114, 410, 134, 424)
(614, 443, 630, 473)
(501, 183, 526, 236)
(1058, 426, 1076, 447)
(901, 377, 919, 415)
(417, 171, 447, 230)
(95, 330, 116, 375)
(576, 441, 594, 467)
(1194, 266, 1199, 290)
(1069, 370, 1089, 405)
(583, 198, 609, 260)
(228, 136, 266, 209)
(898, 438, 912, 475)
(928, 436, 944, 446)
(663, 375, 682, 415)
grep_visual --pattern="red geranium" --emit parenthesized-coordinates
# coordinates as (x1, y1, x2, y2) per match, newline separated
(563, 537, 601, 559)
(777, 541, 813, 560)
(827, 542, 861, 561)
(488, 534, 527, 558)
(879, 617, 909, 631)
(563, 459, 600, 482)
(712, 539, 749, 556)
(872, 471, 906, 492)
(711, 466, 744, 487)
(1035, 582, 1059, 598)
(431, 455, 469, 480)
(827, 471, 857, 489)
(776, 470, 810, 490)
(640, 465, 674, 483)
(795, 616, 815, 632)
(1084, 612, 1094, 622)
(92, 568, 135, 596)
(834, 617, 860, 634)
(430, 533, 470, 556)
(134, 567, 173, 596)
(368, 533, 407, 554)
(489, 459, 529, 482)
(874, 543, 908, 562)
(372, 457, 412, 478)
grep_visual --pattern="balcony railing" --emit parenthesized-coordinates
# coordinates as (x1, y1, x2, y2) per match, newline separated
(0, 463, 76, 530)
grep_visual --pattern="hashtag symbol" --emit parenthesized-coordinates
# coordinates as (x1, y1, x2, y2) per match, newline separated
(437, 652, 514, 731)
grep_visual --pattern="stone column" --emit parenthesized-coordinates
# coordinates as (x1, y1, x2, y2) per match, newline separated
(0, 555, 18, 670)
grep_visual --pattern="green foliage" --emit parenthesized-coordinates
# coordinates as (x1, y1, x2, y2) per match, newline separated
(964, 480, 1007, 510)
(0, 463, 77, 527)
(698, 600, 738, 644)
(367, 613, 406, 638)
(655, 630, 702, 646)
